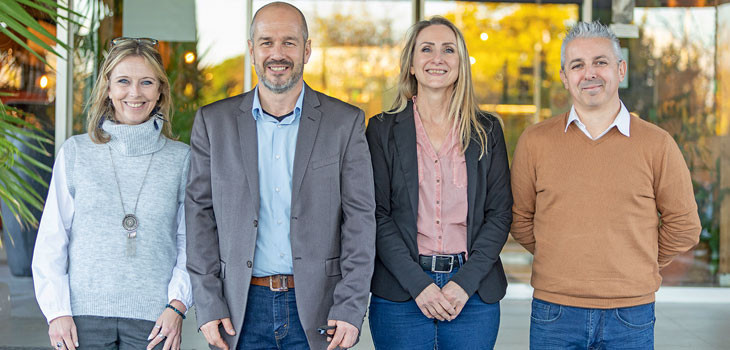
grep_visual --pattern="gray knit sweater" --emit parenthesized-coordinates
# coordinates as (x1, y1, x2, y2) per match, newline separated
(62, 117, 190, 321)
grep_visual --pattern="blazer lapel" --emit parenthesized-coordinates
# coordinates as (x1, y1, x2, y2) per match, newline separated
(465, 136, 480, 236)
(292, 84, 322, 197)
(393, 103, 419, 222)
(237, 92, 260, 213)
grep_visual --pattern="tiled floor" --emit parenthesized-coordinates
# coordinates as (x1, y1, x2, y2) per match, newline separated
(2, 264, 729, 349)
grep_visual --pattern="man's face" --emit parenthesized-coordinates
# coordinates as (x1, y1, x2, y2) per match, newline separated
(248, 6, 311, 94)
(560, 37, 626, 111)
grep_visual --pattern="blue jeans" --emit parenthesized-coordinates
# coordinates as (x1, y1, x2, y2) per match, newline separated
(237, 286, 308, 350)
(530, 298, 655, 350)
(369, 265, 500, 349)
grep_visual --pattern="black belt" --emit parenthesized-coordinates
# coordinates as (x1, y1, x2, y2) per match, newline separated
(418, 253, 465, 273)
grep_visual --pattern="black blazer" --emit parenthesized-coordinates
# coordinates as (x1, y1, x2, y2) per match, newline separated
(366, 101, 512, 303)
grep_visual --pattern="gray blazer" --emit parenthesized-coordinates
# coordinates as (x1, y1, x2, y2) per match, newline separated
(185, 84, 376, 349)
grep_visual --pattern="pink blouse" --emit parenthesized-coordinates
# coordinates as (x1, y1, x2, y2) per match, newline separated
(413, 100, 469, 257)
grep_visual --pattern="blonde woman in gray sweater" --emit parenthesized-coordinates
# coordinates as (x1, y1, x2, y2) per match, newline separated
(32, 38, 191, 350)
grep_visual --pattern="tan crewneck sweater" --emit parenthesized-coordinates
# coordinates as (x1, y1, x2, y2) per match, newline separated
(510, 113, 701, 309)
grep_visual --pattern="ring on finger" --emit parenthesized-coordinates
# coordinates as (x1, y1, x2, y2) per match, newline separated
(156, 333, 165, 338)
(56, 341, 63, 348)
(154, 324, 161, 329)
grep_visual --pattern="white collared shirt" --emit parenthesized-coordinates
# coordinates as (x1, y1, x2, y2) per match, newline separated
(565, 101, 631, 140)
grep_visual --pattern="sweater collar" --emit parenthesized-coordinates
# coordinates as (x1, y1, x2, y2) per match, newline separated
(102, 116, 166, 156)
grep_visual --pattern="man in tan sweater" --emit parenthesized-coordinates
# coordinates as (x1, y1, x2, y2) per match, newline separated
(511, 21, 701, 349)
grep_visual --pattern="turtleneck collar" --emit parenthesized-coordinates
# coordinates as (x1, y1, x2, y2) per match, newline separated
(102, 116, 167, 156)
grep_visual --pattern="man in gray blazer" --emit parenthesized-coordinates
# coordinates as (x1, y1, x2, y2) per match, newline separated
(185, 2, 375, 349)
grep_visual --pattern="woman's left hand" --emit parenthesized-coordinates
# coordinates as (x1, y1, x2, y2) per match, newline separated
(147, 300, 186, 350)
(441, 281, 469, 319)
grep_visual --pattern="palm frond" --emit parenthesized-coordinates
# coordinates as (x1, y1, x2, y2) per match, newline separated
(0, 0, 78, 228)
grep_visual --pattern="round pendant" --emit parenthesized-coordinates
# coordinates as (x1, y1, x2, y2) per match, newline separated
(122, 214, 139, 231)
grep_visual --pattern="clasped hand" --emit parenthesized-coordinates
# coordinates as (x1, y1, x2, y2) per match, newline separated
(414, 281, 468, 321)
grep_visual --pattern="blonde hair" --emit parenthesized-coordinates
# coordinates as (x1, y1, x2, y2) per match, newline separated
(390, 16, 488, 158)
(86, 40, 173, 143)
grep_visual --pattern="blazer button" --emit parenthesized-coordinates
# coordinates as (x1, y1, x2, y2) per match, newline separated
(247, 260, 252, 268)
(253, 220, 258, 227)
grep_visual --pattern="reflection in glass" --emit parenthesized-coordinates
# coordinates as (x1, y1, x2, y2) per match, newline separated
(628, 7, 721, 285)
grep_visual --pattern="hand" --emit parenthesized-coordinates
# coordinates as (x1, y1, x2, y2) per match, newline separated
(441, 281, 469, 319)
(414, 283, 456, 321)
(48, 316, 78, 350)
(326, 320, 359, 350)
(200, 318, 236, 350)
(147, 300, 187, 350)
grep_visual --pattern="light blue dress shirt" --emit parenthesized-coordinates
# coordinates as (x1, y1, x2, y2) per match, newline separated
(251, 86, 305, 277)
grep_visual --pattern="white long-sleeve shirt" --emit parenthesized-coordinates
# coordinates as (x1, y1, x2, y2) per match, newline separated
(31, 146, 193, 323)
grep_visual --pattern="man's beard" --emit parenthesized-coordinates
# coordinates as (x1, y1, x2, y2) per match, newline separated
(257, 58, 304, 94)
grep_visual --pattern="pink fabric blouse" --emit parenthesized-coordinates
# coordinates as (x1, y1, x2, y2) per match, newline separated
(413, 99, 468, 256)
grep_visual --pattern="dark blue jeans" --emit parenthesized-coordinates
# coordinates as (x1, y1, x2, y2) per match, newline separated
(237, 286, 308, 350)
(530, 298, 655, 350)
(368, 266, 500, 349)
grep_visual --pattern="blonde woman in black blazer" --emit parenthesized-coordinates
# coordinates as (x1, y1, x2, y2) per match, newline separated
(365, 16, 512, 349)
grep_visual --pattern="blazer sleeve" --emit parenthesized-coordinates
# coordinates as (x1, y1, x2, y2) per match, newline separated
(366, 117, 434, 299)
(450, 117, 513, 296)
(326, 110, 377, 330)
(185, 107, 230, 328)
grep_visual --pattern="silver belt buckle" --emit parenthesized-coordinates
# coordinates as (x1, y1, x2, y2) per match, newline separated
(431, 255, 455, 273)
(269, 275, 289, 292)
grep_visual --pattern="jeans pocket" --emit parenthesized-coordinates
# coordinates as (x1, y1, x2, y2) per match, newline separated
(615, 303, 655, 329)
(530, 299, 562, 323)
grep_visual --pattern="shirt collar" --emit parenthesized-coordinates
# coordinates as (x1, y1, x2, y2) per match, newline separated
(565, 101, 631, 137)
(251, 85, 306, 124)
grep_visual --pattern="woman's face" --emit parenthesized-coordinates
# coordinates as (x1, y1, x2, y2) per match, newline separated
(107, 55, 161, 125)
(410, 24, 460, 94)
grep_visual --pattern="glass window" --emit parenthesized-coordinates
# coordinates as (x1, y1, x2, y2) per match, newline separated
(718, 1, 730, 287)
(629, 4, 720, 285)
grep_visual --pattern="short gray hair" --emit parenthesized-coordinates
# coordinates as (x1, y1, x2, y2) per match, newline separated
(249, 2, 309, 42)
(561, 21, 623, 69)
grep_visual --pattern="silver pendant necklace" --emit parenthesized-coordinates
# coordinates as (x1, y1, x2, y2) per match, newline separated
(108, 146, 155, 239)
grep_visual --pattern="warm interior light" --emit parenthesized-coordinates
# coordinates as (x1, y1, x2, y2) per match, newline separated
(184, 52, 196, 64)
(479, 104, 541, 114)
(480, 32, 488, 41)
(469, 56, 476, 65)
(39, 75, 49, 89)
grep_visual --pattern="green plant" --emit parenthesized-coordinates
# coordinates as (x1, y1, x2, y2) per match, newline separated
(0, 0, 80, 228)
(167, 41, 205, 144)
